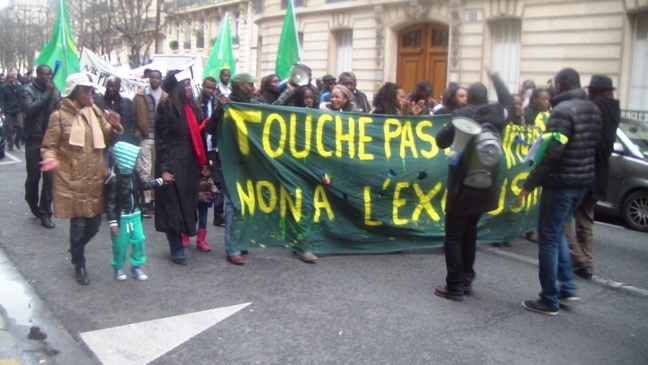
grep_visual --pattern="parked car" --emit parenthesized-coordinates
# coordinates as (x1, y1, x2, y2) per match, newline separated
(596, 117, 648, 232)
(0, 114, 5, 159)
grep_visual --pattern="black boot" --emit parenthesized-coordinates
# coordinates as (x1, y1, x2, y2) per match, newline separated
(75, 265, 89, 285)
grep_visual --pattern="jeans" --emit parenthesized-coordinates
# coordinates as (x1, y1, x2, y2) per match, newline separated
(443, 213, 481, 292)
(536, 187, 585, 309)
(69, 215, 102, 266)
(208, 151, 224, 217)
(198, 201, 209, 229)
(165, 232, 185, 259)
(24, 140, 53, 219)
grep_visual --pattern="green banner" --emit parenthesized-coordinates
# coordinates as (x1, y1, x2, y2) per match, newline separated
(219, 102, 542, 253)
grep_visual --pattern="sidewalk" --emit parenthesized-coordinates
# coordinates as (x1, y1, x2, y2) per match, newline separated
(0, 248, 96, 365)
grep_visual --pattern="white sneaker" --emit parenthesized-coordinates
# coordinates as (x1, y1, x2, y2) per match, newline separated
(131, 267, 148, 281)
(114, 269, 127, 281)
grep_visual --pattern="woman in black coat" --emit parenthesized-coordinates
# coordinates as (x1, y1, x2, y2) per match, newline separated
(155, 71, 205, 265)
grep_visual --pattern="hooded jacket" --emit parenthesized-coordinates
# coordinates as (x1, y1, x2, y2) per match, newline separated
(105, 142, 163, 226)
(523, 88, 602, 191)
(435, 76, 514, 216)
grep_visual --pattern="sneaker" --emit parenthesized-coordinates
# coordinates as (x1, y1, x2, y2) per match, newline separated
(131, 267, 148, 281)
(522, 298, 558, 316)
(558, 293, 580, 303)
(114, 269, 127, 281)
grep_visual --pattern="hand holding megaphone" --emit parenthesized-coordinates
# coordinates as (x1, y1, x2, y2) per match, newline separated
(447, 117, 481, 166)
(279, 65, 310, 92)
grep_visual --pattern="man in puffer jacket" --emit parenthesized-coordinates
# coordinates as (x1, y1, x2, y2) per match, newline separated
(105, 142, 163, 281)
(516, 68, 602, 316)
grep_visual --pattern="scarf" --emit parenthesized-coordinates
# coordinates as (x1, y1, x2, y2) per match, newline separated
(184, 103, 207, 167)
(69, 106, 106, 149)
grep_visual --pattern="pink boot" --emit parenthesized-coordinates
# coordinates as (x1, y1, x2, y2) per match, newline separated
(182, 233, 190, 247)
(196, 229, 211, 252)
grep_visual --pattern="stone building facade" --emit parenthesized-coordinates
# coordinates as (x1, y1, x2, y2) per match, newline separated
(162, 0, 647, 109)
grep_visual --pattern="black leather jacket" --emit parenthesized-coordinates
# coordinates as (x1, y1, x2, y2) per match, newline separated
(21, 81, 61, 141)
(105, 166, 162, 226)
(0, 82, 23, 114)
(524, 88, 602, 191)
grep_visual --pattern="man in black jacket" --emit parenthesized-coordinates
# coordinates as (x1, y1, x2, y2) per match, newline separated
(0, 72, 24, 151)
(434, 72, 514, 302)
(20, 65, 61, 228)
(94, 77, 138, 146)
(516, 68, 602, 315)
(564, 75, 620, 280)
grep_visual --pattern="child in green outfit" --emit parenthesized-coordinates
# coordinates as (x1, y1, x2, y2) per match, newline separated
(105, 142, 163, 280)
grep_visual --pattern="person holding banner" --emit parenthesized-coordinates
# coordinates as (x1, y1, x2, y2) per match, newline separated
(154, 70, 205, 266)
(320, 84, 357, 112)
(206, 72, 260, 265)
(434, 72, 514, 302)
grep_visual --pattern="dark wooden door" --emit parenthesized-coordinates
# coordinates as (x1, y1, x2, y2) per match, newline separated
(397, 23, 449, 102)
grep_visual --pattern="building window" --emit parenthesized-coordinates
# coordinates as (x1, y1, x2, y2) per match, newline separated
(255, 0, 264, 13)
(629, 14, 648, 110)
(184, 22, 192, 49)
(281, 0, 305, 9)
(490, 20, 521, 94)
(335, 29, 353, 77)
(195, 20, 205, 49)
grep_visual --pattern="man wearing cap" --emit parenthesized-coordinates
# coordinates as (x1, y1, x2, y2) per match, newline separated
(319, 74, 337, 103)
(20, 65, 61, 229)
(564, 75, 620, 280)
(205, 72, 259, 265)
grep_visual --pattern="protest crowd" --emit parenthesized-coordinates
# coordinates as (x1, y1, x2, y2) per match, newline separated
(1, 58, 620, 318)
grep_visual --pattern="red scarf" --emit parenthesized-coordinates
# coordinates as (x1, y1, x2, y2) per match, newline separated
(184, 103, 207, 167)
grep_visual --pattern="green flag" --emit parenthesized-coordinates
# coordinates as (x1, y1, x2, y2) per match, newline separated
(35, 0, 81, 92)
(203, 13, 236, 80)
(275, 0, 301, 80)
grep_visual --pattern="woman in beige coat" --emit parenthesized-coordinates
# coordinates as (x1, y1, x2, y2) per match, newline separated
(41, 73, 123, 285)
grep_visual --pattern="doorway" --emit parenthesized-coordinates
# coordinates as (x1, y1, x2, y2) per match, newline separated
(397, 23, 449, 103)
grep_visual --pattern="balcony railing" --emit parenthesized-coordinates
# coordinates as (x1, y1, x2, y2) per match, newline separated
(621, 110, 648, 124)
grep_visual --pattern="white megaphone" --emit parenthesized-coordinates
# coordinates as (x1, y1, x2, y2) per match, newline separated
(278, 64, 310, 91)
(447, 116, 481, 166)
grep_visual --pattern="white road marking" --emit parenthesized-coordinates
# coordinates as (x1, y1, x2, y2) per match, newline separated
(0, 151, 22, 165)
(80, 302, 251, 365)
(483, 246, 648, 298)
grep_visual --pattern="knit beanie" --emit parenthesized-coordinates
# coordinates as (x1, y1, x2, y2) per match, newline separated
(113, 141, 140, 175)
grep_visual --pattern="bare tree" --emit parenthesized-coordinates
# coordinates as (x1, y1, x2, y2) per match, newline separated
(109, 0, 165, 67)
(0, 4, 51, 73)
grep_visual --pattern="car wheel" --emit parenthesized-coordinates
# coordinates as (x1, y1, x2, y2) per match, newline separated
(622, 191, 648, 232)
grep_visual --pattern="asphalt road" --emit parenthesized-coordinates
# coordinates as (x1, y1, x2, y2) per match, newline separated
(1, 150, 647, 364)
